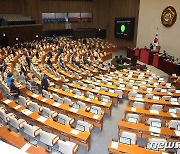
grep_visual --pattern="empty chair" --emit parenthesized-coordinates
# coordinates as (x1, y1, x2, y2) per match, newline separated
(28, 102, 39, 112)
(74, 72, 82, 80)
(148, 118, 162, 128)
(101, 87, 108, 92)
(77, 81, 83, 86)
(151, 104, 163, 111)
(64, 97, 73, 106)
(58, 140, 79, 154)
(89, 84, 95, 89)
(101, 95, 110, 103)
(52, 93, 60, 102)
(77, 101, 86, 110)
(139, 86, 147, 91)
(62, 85, 70, 92)
(126, 84, 133, 89)
(87, 92, 95, 99)
(0, 109, 15, 123)
(61, 75, 69, 83)
(40, 106, 57, 118)
(90, 106, 103, 115)
(128, 92, 137, 98)
(162, 96, 171, 101)
(115, 89, 122, 99)
(168, 120, 180, 130)
(168, 89, 176, 93)
(8, 116, 26, 131)
(73, 89, 82, 96)
(57, 113, 74, 125)
(114, 82, 120, 87)
(120, 131, 137, 145)
(42, 90, 52, 99)
(18, 96, 26, 106)
(133, 102, 144, 109)
(39, 130, 59, 151)
(23, 123, 41, 141)
(127, 113, 139, 124)
(145, 94, 153, 99)
(154, 88, 161, 92)
(76, 120, 93, 132)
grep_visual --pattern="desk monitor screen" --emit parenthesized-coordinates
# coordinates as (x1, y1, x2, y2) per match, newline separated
(58, 118, 66, 125)
(147, 88, 153, 92)
(133, 86, 138, 90)
(154, 83, 159, 86)
(151, 121, 161, 128)
(58, 98, 64, 104)
(119, 136, 131, 145)
(176, 90, 180, 94)
(120, 84, 125, 88)
(171, 98, 178, 102)
(76, 124, 85, 132)
(72, 81, 77, 84)
(177, 125, 180, 131)
(87, 77, 91, 81)
(76, 91, 81, 96)
(102, 97, 109, 103)
(90, 108, 98, 115)
(83, 83, 88, 88)
(43, 112, 49, 118)
(166, 83, 171, 87)
(88, 94, 94, 99)
(128, 117, 138, 124)
(73, 103, 80, 109)
(29, 106, 35, 112)
(136, 94, 142, 98)
(168, 108, 177, 114)
(153, 96, 159, 100)
(172, 74, 176, 77)
(108, 82, 113, 85)
(161, 89, 167, 93)
(95, 86, 101, 91)
(109, 89, 115, 93)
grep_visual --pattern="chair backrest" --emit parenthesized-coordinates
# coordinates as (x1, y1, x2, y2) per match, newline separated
(58, 140, 76, 154)
(91, 106, 102, 114)
(89, 84, 95, 89)
(62, 85, 69, 91)
(148, 118, 161, 127)
(41, 107, 51, 118)
(168, 120, 180, 130)
(77, 120, 90, 132)
(23, 123, 35, 137)
(139, 86, 147, 91)
(29, 102, 39, 112)
(64, 97, 73, 106)
(168, 89, 176, 93)
(9, 117, 19, 129)
(0, 110, 8, 122)
(58, 114, 71, 125)
(115, 89, 122, 98)
(145, 94, 153, 99)
(42, 90, 49, 98)
(127, 113, 139, 123)
(87, 92, 94, 99)
(121, 131, 136, 144)
(18, 96, 26, 106)
(133, 102, 144, 109)
(101, 87, 108, 92)
(77, 101, 86, 110)
(151, 104, 163, 111)
(162, 96, 171, 101)
(154, 88, 161, 92)
(128, 92, 137, 98)
(52, 93, 60, 102)
(40, 130, 53, 146)
(101, 95, 110, 103)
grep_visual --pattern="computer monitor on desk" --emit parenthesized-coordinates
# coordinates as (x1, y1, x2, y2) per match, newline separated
(76, 124, 85, 132)
(109, 89, 115, 93)
(151, 121, 161, 128)
(119, 136, 131, 145)
(128, 117, 138, 124)
(168, 108, 177, 114)
(90, 108, 98, 115)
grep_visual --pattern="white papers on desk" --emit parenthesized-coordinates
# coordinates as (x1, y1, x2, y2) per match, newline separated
(14, 105, 22, 109)
(54, 89, 58, 92)
(149, 126, 161, 134)
(54, 78, 59, 81)
(170, 101, 179, 105)
(174, 130, 180, 136)
(69, 108, 78, 113)
(21, 109, 33, 116)
(111, 141, 118, 149)
(170, 113, 178, 118)
(131, 107, 136, 112)
(74, 95, 78, 98)
(168, 92, 172, 95)
(41, 98, 47, 102)
(86, 98, 90, 101)
(93, 115, 100, 119)
(32, 94, 38, 98)
(150, 110, 159, 114)
(134, 98, 143, 102)
(37, 116, 47, 123)
(78, 96, 84, 99)
(52, 102, 60, 107)
(118, 87, 125, 90)
(101, 102, 106, 105)
(150, 132, 160, 137)
(20, 143, 31, 152)
(82, 87, 86, 90)
(91, 89, 98, 93)
(4, 99, 12, 104)
(70, 129, 79, 135)
(69, 83, 73, 86)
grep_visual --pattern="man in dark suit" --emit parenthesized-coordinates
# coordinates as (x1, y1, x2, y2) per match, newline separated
(25, 56, 31, 70)
(41, 73, 49, 91)
(21, 64, 27, 76)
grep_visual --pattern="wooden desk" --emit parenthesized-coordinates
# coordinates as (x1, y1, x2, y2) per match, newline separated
(27, 91, 104, 131)
(1, 98, 91, 151)
(48, 87, 112, 116)
(108, 139, 162, 154)
(0, 126, 47, 154)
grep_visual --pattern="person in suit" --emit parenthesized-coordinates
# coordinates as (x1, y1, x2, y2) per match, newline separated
(41, 73, 49, 91)
(10, 79, 20, 97)
(25, 56, 31, 70)
(7, 73, 13, 87)
(21, 64, 27, 76)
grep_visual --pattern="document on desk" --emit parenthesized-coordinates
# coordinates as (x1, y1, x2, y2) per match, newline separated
(149, 126, 161, 134)
(54, 78, 59, 81)
(4, 99, 12, 104)
(131, 107, 136, 112)
(54, 89, 58, 92)
(174, 130, 180, 136)
(134, 98, 143, 101)
(101, 102, 106, 105)
(168, 92, 172, 95)
(91, 89, 98, 93)
(78, 96, 84, 99)
(150, 110, 159, 114)
(81, 87, 86, 90)
(69, 108, 78, 113)
(20, 143, 31, 152)
(170, 101, 179, 105)
(111, 141, 118, 149)
(32, 94, 38, 98)
(86, 98, 90, 101)
(41, 98, 47, 102)
(52, 102, 60, 107)
(21, 109, 33, 116)
(37, 116, 47, 123)
(70, 129, 79, 135)
(73, 95, 78, 98)
(14, 105, 22, 109)
(170, 113, 178, 118)
(93, 115, 100, 119)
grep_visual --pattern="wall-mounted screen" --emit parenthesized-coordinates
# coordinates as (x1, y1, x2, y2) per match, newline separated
(68, 13, 81, 22)
(114, 18, 135, 40)
(42, 13, 56, 23)
(81, 12, 93, 22)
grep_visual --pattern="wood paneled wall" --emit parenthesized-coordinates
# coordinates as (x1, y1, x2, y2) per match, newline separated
(0, 0, 140, 47)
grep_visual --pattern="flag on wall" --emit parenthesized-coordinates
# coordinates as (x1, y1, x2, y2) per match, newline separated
(153, 33, 159, 50)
